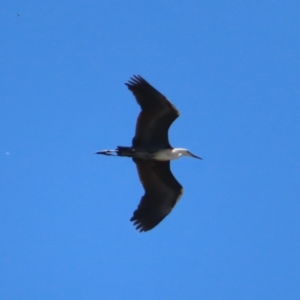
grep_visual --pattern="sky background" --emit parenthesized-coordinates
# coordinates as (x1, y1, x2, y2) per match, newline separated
(1, 1, 300, 299)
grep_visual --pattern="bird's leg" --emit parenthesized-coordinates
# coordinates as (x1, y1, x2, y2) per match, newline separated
(95, 150, 118, 156)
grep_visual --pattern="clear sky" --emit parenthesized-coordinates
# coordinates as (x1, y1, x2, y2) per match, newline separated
(1, 1, 300, 299)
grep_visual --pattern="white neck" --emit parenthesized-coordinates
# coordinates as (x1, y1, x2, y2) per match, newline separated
(154, 148, 188, 161)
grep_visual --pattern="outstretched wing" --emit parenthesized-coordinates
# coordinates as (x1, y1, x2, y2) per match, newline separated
(131, 159, 184, 232)
(125, 75, 180, 148)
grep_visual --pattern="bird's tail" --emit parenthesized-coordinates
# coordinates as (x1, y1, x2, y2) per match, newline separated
(116, 146, 135, 157)
(95, 146, 134, 157)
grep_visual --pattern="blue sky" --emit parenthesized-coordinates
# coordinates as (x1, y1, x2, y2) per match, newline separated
(1, 1, 300, 299)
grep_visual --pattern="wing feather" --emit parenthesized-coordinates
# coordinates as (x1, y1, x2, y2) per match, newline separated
(125, 75, 180, 148)
(131, 159, 183, 232)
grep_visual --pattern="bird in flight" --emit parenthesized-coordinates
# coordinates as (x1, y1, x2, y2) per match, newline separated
(97, 75, 201, 232)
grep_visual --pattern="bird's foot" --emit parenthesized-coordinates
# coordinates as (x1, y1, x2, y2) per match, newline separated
(95, 150, 118, 156)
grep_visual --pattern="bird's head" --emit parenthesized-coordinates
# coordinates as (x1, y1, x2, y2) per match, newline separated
(174, 148, 202, 160)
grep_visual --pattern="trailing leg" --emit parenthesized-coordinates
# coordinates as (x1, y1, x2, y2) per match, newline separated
(95, 149, 118, 156)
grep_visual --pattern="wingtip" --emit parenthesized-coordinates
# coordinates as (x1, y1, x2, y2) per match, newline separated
(130, 216, 149, 233)
(125, 75, 144, 88)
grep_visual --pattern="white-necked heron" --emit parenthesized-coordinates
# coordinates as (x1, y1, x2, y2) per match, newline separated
(97, 75, 202, 232)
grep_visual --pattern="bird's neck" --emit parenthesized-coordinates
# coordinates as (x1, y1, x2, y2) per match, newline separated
(153, 149, 181, 161)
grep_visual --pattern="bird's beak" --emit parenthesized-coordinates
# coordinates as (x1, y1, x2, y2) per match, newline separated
(190, 152, 202, 160)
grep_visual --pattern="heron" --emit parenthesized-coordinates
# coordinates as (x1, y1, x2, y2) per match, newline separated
(97, 75, 202, 232)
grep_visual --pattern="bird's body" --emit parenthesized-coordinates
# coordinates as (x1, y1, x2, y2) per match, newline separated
(97, 75, 201, 232)
(100, 147, 197, 161)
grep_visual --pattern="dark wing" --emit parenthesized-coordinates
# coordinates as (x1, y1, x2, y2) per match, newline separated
(125, 75, 180, 148)
(131, 159, 184, 232)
